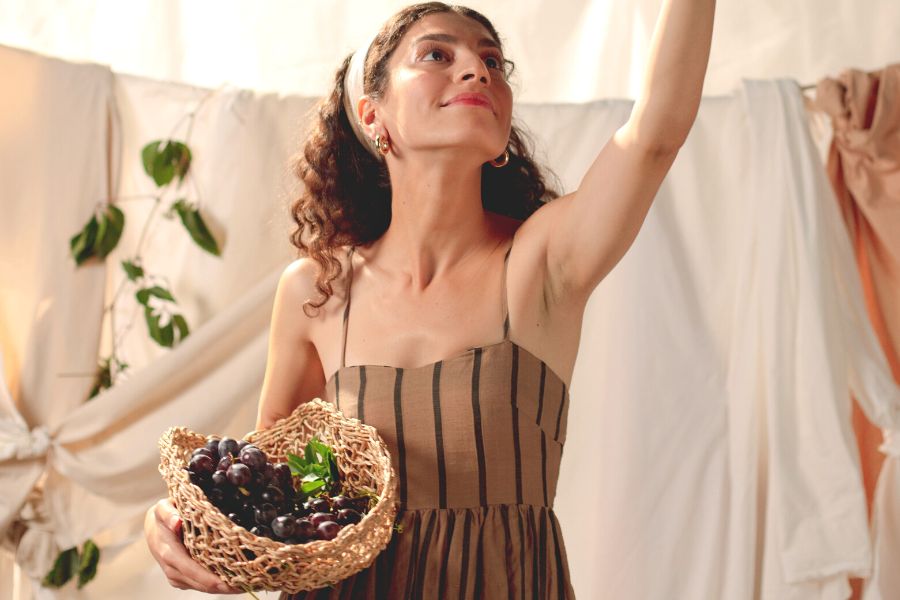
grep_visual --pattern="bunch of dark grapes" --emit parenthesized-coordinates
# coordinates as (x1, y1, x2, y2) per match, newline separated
(185, 437, 372, 545)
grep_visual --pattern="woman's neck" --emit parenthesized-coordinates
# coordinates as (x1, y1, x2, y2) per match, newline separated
(365, 157, 498, 291)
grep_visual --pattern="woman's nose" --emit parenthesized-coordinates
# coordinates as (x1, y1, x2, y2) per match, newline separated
(458, 52, 490, 84)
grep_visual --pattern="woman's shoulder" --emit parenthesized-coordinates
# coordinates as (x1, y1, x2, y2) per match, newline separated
(279, 246, 355, 318)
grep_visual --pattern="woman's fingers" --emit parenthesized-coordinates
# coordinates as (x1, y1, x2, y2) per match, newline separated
(146, 500, 242, 594)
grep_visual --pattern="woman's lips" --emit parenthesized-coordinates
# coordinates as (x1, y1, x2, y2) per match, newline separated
(443, 93, 493, 110)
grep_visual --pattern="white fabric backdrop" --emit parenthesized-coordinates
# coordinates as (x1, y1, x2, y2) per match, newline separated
(2, 0, 900, 103)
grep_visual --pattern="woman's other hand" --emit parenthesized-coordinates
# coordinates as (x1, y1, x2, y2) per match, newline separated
(144, 498, 243, 593)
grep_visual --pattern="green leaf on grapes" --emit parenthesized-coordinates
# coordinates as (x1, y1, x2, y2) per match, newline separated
(76, 539, 100, 588)
(300, 479, 325, 495)
(173, 198, 221, 256)
(42, 547, 79, 588)
(121, 259, 144, 281)
(69, 214, 99, 266)
(303, 441, 316, 465)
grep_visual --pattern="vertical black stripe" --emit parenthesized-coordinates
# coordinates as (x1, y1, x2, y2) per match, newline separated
(500, 505, 516, 600)
(438, 510, 457, 594)
(413, 511, 439, 598)
(549, 510, 568, 599)
(537, 362, 546, 424)
(554, 384, 566, 442)
(393, 369, 407, 507)
(334, 372, 340, 411)
(403, 513, 422, 598)
(458, 510, 473, 600)
(338, 566, 354, 600)
(357, 367, 366, 422)
(432, 362, 448, 508)
(511, 345, 523, 504)
(471, 348, 488, 506)
(516, 509, 527, 597)
(529, 509, 540, 600)
(539, 507, 548, 598)
(473, 511, 486, 596)
(541, 431, 549, 506)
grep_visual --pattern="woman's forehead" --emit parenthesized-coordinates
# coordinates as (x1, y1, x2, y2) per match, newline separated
(398, 12, 495, 50)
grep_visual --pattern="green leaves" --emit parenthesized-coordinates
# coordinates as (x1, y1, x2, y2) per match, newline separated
(172, 198, 220, 256)
(69, 204, 125, 266)
(286, 437, 341, 499)
(77, 540, 100, 588)
(121, 259, 144, 281)
(42, 539, 100, 589)
(136, 285, 190, 347)
(87, 356, 128, 400)
(142, 140, 191, 187)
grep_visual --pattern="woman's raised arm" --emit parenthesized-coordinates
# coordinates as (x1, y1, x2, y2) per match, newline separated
(519, 0, 717, 305)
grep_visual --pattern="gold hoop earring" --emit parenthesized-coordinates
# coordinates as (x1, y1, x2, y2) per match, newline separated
(489, 148, 510, 168)
(375, 133, 391, 155)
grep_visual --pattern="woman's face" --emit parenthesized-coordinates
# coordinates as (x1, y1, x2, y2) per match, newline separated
(364, 12, 513, 164)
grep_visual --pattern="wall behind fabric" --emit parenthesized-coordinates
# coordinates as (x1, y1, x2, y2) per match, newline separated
(1, 0, 898, 103)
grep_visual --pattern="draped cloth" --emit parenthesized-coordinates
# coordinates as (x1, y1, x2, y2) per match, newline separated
(812, 64, 900, 600)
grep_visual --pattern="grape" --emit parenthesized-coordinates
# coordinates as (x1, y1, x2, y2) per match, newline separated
(309, 497, 331, 513)
(226, 463, 252, 487)
(204, 437, 221, 455)
(316, 521, 342, 541)
(255, 503, 278, 526)
(249, 525, 272, 538)
(249, 471, 267, 491)
(227, 512, 242, 525)
(237, 440, 251, 452)
(262, 463, 276, 483)
(211, 470, 229, 488)
(217, 455, 232, 472)
(294, 518, 316, 539)
(189, 454, 216, 477)
(331, 495, 352, 510)
(260, 485, 284, 506)
(273, 463, 292, 488)
(192, 447, 215, 460)
(271, 515, 295, 539)
(187, 470, 205, 486)
(218, 437, 240, 458)
(336, 508, 362, 525)
(309, 512, 335, 527)
(240, 447, 267, 472)
(208, 487, 226, 503)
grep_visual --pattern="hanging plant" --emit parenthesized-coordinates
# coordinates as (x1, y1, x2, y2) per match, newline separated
(55, 87, 224, 589)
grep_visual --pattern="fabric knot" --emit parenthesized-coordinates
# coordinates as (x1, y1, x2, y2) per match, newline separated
(879, 428, 900, 457)
(0, 419, 52, 461)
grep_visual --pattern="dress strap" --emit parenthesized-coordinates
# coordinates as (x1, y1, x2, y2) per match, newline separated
(340, 246, 355, 369)
(501, 241, 513, 341)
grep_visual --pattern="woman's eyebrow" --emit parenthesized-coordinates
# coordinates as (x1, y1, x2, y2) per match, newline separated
(411, 33, 500, 50)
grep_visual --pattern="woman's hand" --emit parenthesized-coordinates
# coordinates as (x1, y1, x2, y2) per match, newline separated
(144, 498, 243, 594)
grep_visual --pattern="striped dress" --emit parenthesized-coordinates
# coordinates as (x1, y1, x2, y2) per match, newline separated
(282, 243, 575, 599)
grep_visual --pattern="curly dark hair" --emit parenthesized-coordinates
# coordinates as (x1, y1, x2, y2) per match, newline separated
(289, 2, 561, 317)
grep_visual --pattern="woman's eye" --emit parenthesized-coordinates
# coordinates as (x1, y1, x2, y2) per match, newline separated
(485, 56, 503, 70)
(421, 47, 447, 62)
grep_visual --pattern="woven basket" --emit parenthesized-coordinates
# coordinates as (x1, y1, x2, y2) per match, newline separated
(158, 398, 399, 593)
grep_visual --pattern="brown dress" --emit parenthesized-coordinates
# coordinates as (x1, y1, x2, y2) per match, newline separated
(282, 243, 576, 599)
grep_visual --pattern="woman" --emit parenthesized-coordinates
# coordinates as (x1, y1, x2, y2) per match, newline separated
(145, 1, 715, 597)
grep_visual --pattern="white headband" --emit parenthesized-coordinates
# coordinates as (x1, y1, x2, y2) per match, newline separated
(342, 30, 382, 159)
